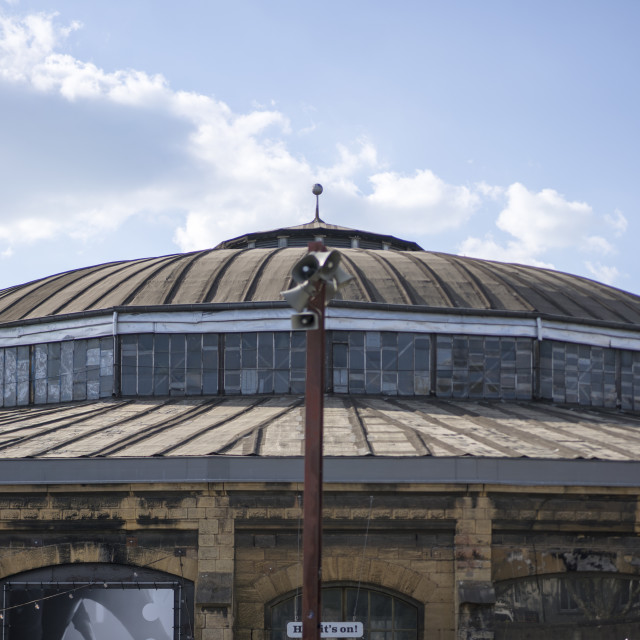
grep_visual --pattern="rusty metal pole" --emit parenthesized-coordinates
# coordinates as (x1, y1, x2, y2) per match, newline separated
(302, 241, 326, 640)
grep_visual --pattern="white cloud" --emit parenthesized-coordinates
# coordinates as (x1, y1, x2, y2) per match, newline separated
(2, 9, 622, 294)
(496, 183, 593, 253)
(0, 11, 484, 254)
(365, 169, 480, 234)
(585, 262, 620, 286)
(582, 236, 613, 255)
(605, 209, 628, 236)
(475, 181, 505, 200)
(459, 234, 555, 269)
(459, 183, 625, 285)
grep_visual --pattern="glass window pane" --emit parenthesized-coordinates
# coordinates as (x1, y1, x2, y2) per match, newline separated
(370, 592, 393, 629)
(346, 588, 368, 622)
(394, 599, 417, 629)
(321, 588, 342, 622)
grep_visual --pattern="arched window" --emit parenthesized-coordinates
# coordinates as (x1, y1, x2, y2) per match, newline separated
(495, 573, 640, 639)
(0, 563, 194, 640)
(268, 584, 420, 640)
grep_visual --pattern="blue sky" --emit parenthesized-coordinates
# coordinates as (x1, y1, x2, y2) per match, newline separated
(0, 1, 638, 293)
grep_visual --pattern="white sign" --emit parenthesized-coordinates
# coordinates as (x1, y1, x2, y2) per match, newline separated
(287, 621, 364, 638)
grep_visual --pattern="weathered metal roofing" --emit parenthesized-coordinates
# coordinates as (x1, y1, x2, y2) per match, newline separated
(214, 220, 424, 251)
(2, 243, 640, 327)
(1, 395, 640, 461)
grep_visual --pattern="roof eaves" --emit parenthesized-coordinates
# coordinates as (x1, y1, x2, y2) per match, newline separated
(1, 456, 640, 487)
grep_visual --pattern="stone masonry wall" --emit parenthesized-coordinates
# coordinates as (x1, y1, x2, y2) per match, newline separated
(0, 482, 639, 640)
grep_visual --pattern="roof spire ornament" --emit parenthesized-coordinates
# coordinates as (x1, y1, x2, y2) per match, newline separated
(312, 183, 324, 223)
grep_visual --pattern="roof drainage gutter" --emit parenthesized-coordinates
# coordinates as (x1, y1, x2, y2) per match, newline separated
(2, 456, 639, 488)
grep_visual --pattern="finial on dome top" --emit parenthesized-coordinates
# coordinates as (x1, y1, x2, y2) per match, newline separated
(312, 183, 324, 223)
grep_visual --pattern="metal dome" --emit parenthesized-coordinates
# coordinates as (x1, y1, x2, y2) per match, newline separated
(1, 221, 640, 327)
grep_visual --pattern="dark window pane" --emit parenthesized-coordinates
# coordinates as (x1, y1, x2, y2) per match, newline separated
(242, 333, 257, 349)
(274, 332, 290, 349)
(291, 351, 306, 369)
(382, 332, 397, 348)
(333, 344, 348, 368)
(346, 588, 368, 621)
(370, 592, 393, 629)
(394, 600, 417, 629)
(139, 334, 154, 351)
(155, 334, 169, 352)
(226, 333, 241, 348)
(321, 588, 342, 622)
(274, 370, 290, 394)
(381, 349, 398, 371)
(225, 350, 241, 370)
(350, 349, 365, 370)
(243, 348, 257, 369)
(203, 333, 218, 348)
(366, 332, 381, 349)
(275, 348, 290, 370)
(291, 332, 306, 349)
(366, 349, 381, 370)
(187, 371, 202, 394)
(258, 333, 274, 368)
(349, 332, 365, 347)
(203, 371, 218, 395)
(121, 335, 137, 349)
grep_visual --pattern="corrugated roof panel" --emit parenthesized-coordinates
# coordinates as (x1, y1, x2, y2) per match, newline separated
(1, 396, 640, 461)
(167, 396, 300, 455)
(40, 257, 173, 316)
(210, 249, 277, 304)
(419, 254, 493, 309)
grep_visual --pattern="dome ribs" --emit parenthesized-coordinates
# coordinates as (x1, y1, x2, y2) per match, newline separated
(547, 272, 640, 324)
(201, 250, 245, 303)
(152, 249, 211, 306)
(365, 252, 417, 305)
(483, 261, 577, 317)
(518, 268, 619, 321)
(48, 256, 179, 316)
(336, 253, 378, 303)
(0, 263, 120, 322)
(505, 263, 630, 323)
(118, 255, 195, 308)
(435, 254, 496, 310)
(241, 247, 286, 303)
(401, 253, 458, 308)
(209, 248, 281, 304)
(420, 253, 491, 309)
(454, 259, 535, 312)
(2, 236, 640, 329)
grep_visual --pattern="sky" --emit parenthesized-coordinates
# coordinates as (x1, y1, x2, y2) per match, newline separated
(0, 1, 638, 293)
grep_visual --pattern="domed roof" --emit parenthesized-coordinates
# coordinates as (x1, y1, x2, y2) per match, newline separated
(1, 221, 640, 327)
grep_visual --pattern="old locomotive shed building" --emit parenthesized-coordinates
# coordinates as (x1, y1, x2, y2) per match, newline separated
(0, 216, 640, 639)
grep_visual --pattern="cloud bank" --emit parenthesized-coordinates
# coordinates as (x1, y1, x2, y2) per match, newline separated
(0, 11, 627, 286)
